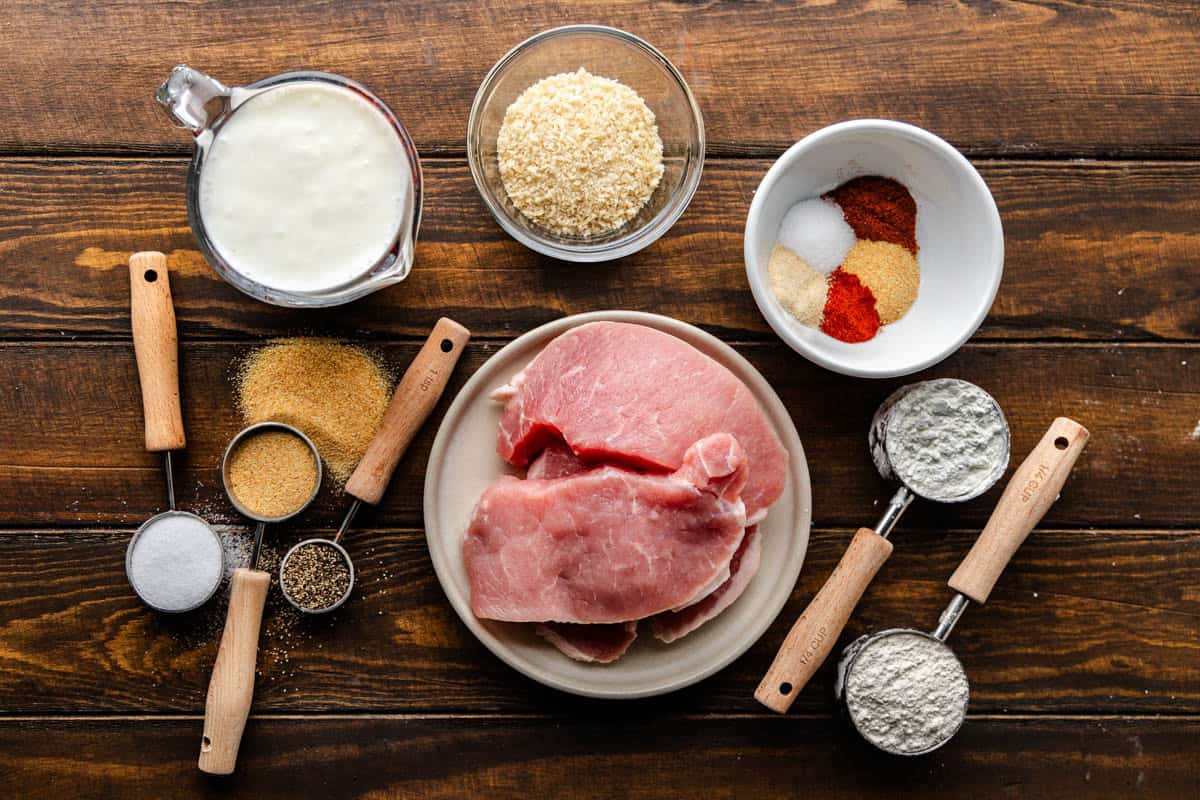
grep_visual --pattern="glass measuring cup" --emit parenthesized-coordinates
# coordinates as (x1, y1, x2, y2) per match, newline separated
(198, 421, 321, 776)
(757, 379, 1010, 712)
(836, 417, 1090, 755)
(156, 65, 423, 308)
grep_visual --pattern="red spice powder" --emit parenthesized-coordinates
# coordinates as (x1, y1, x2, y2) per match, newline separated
(825, 176, 918, 254)
(822, 269, 881, 343)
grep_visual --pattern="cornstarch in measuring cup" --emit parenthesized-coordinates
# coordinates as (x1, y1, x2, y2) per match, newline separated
(884, 379, 1008, 500)
(199, 81, 412, 293)
(128, 515, 222, 611)
(844, 632, 969, 755)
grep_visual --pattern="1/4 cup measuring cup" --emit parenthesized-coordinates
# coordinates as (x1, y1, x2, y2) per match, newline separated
(836, 417, 1091, 755)
(757, 379, 1009, 712)
(156, 65, 423, 308)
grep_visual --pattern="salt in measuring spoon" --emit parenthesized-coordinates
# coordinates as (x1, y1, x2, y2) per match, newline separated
(757, 379, 1010, 712)
(198, 421, 321, 776)
(124, 251, 223, 613)
(279, 317, 471, 615)
(836, 417, 1090, 755)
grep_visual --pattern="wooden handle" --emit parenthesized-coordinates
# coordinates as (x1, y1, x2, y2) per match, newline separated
(128, 252, 185, 452)
(345, 318, 470, 505)
(949, 417, 1090, 604)
(755, 527, 894, 713)
(199, 568, 269, 775)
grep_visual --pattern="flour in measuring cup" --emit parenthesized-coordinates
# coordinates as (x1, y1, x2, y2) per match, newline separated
(844, 632, 969, 755)
(883, 379, 1008, 501)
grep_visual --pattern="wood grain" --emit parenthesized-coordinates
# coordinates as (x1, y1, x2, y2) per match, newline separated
(0, 341, 1194, 528)
(1, 159, 1197, 341)
(0, 715, 1196, 800)
(0, 526, 1194, 715)
(1, 1, 1198, 157)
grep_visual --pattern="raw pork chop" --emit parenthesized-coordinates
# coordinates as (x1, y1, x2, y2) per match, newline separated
(528, 442, 637, 662)
(535, 621, 638, 664)
(525, 440, 587, 480)
(528, 436, 764, 648)
(494, 322, 788, 524)
(465, 434, 748, 624)
(650, 525, 762, 643)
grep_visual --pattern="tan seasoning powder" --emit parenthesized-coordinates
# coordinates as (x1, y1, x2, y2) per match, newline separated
(497, 68, 664, 236)
(237, 339, 392, 485)
(769, 244, 829, 328)
(228, 431, 318, 518)
(840, 240, 920, 324)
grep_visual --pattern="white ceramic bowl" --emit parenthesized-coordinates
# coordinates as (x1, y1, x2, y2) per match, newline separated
(744, 120, 1003, 378)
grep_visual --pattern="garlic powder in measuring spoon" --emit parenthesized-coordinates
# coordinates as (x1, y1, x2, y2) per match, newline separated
(198, 81, 412, 293)
(878, 379, 1009, 502)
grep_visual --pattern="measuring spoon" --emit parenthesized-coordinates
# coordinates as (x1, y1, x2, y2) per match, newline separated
(836, 417, 1090, 755)
(124, 251, 223, 613)
(279, 317, 471, 614)
(198, 421, 320, 775)
(756, 379, 1009, 712)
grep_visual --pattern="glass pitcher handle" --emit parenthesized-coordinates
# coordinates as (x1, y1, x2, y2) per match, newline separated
(156, 65, 231, 134)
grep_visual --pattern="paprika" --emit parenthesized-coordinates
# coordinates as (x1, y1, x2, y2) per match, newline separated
(825, 176, 918, 254)
(821, 268, 881, 343)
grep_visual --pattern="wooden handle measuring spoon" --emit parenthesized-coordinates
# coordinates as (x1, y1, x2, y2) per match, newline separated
(128, 251, 185, 452)
(755, 526, 893, 712)
(948, 417, 1090, 604)
(198, 568, 270, 775)
(345, 317, 471, 505)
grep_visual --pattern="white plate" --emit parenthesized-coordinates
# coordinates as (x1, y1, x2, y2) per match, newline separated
(424, 311, 812, 698)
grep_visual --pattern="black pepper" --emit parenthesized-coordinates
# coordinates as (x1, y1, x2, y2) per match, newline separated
(281, 542, 351, 611)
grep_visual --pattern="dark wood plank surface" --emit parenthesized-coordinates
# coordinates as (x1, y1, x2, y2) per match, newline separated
(1, 341, 1195, 528)
(1, 1, 1199, 157)
(4, 0, 1199, 796)
(1, 716, 1197, 800)
(2, 159, 1197, 341)
(0, 527, 1195, 716)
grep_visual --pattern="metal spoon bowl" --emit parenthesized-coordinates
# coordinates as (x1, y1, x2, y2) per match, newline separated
(126, 509, 223, 613)
(836, 627, 969, 757)
(278, 538, 355, 614)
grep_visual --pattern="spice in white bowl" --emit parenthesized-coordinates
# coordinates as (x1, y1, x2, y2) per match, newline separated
(497, 68, 664, 236)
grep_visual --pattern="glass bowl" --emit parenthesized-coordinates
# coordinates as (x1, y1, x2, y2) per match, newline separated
(467, 26, 705, 262)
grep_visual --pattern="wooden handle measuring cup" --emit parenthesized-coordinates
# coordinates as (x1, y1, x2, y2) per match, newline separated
(345, 317, 471, 505)
(128, 252, 185, 452)
(949, 417, 1090, 604)
(754, 527, 893, 713)
(199, 568, 270, 775)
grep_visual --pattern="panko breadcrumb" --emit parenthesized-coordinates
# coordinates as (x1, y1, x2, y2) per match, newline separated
(497, 68, 664, 237)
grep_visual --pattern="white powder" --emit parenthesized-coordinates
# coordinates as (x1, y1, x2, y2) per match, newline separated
(844, 632, 969, 755)
(883, 379, 1008, 501)
(128, 513, 222, 612)
(777, 197, 856, 274)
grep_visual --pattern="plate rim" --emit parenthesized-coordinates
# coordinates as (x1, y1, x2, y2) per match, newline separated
(423, 310, 812, 698)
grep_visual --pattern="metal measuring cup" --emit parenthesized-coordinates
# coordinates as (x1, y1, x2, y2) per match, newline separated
(124, 251, 223, 613)
(279, 317, 471, 616)
(757, 379, 1010, 712)
(836, 417, 1090, 755)
(198, 421, 320, 776)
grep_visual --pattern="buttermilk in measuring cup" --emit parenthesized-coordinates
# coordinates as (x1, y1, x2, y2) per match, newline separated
(198, 81, 412, 294)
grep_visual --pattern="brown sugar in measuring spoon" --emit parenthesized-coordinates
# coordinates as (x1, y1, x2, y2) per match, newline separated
(197, 318, 470, 775)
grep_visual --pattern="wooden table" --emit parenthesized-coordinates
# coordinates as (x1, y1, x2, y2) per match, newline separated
(1, 2, 1197, 797)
